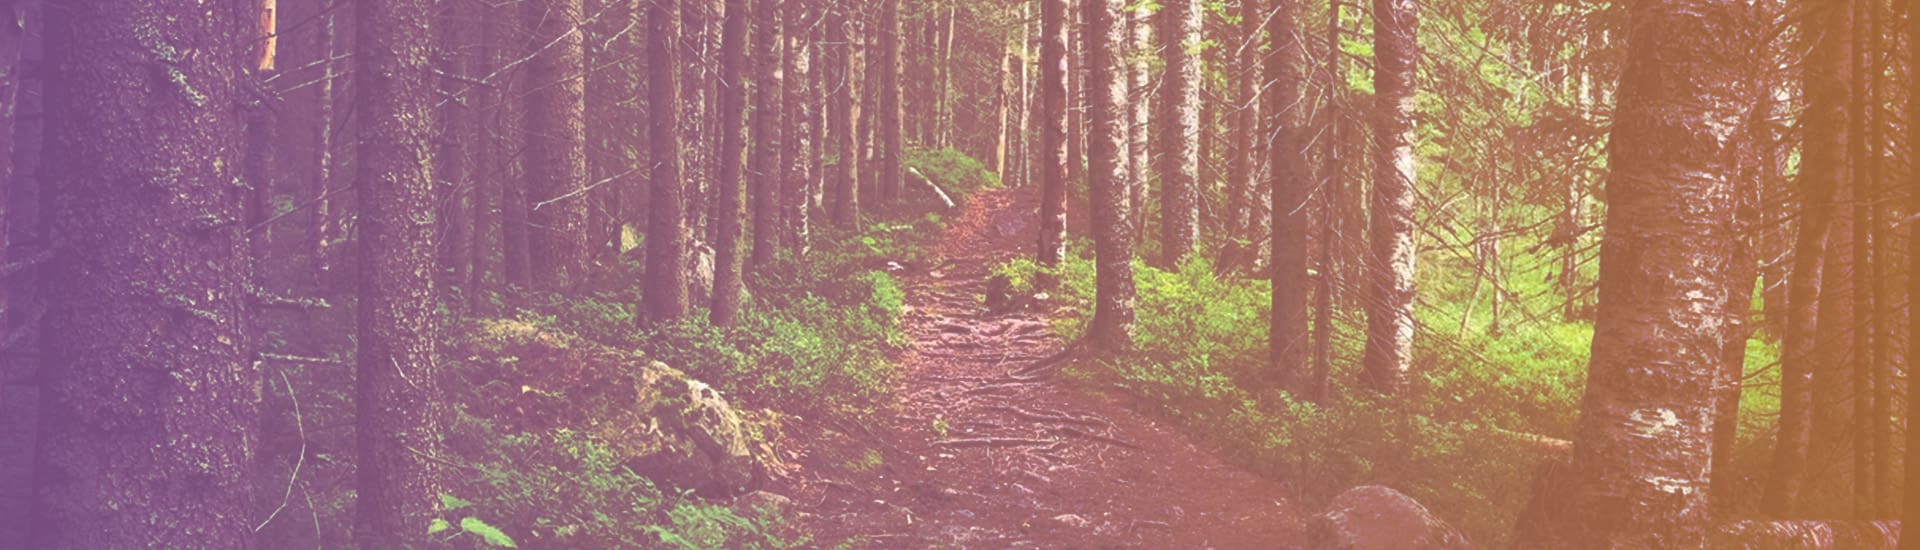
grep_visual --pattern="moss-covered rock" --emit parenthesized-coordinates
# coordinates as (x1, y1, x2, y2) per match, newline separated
(449, 319, 782, 496)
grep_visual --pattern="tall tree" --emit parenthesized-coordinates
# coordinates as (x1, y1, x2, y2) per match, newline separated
(783, 0, 814, 256)
(826, 0, 860, 227)
(354, 0, 443, 544)
(1514, 2, 1747, 546)
(1765, 0, 1850, 513)
(749, 0, 784, 270)
(1037, 0, 1069, 272)
(877, 0, 904, 204)
(646, 0, 691, 323)
(526, 0, 592, 289)
(1359, 0, 1420, 394)
(1158, 0, 1201, 266)
(1309, 0, 1344, 404)
(1267, 0, 1309, 393)
(32, 1, 256, 546)
(711, 0, 750, 326)
(308, 7, 342, 280)
(1127, 3, 1152, 227)
(244, 0, 279, 264)
(1225, 0, 1262, 246)
(1086, 0, 1136, 350)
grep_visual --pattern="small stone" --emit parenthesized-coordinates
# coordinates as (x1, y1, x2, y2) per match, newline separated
(731, 491, 796, 518)
(1051, 514, 1091, 529)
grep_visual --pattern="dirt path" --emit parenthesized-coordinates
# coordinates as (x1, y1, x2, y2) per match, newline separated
(776, 188, 1306, 549)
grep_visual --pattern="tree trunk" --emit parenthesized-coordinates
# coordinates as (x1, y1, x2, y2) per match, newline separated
(1225, 0, 1261, 245)
(1127, 3, 1151, 230)
(1512, 4, 1748, 546)
(827, 0, 859, 227)
(526, 0, 592, 290)
(33, 2, 256, 546)
(712, 0, 750, 326)
(1309, 0, 1343, 405)
(784, 0, 814, 257)
(994, 33, 1012, 182)
(309, 8, 342, 282)
(434, 0, 470, 291)
(1086, 0, 1136, 351)
(353, 0, 444, 545)
(469, 0, 496, 310)
(879, 0, 904, 206)
(749, 0, 784, 270)
(1713, 82, 1771, 508)
(1157, 0, 1201, 267)
(1037, 0, 1069, 272)
(1765, 0, 1850, 515)
(682, 0, 713, 246)
(1359, 0, 1419, 395)
(1267, 0, 1309, 393)
(645, 0, 691, 323)
(497, 0, 532, 287)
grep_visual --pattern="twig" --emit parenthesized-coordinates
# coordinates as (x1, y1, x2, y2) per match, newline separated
(255, 370, 307, 533)
(532, 167, 640, 211)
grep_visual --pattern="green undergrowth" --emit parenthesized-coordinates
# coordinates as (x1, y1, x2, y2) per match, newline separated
(995, 251, 1782, 547)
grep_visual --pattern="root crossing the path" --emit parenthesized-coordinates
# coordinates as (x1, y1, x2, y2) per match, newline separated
(774, 188, 1306, 548)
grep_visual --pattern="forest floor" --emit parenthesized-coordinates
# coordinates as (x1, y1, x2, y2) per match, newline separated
(771, 188, 1308, 548)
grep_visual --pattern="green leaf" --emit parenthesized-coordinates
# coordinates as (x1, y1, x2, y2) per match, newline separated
(427, 518, 451, 535)
(462, 517, 518, 548)
(439, 493, 474, 511)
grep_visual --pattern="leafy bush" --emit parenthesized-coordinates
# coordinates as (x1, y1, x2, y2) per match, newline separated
(997, 253, 1609, 546)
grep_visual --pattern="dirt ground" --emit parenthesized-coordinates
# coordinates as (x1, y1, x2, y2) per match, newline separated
(771, 187, 1308, 549)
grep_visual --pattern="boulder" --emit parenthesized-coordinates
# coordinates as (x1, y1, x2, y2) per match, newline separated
(1310, 486, 1470, 550)
(450, 319, 780, 496)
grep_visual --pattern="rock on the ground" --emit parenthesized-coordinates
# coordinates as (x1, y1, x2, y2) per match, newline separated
(1050, 514, 1091, 529)
(1309, 486, 1470, 550)
(450, 319, 780, 496)
(731, 491, 797, 518)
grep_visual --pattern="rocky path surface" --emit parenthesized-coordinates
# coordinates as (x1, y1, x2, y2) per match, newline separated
(773, 188, 1307, 548)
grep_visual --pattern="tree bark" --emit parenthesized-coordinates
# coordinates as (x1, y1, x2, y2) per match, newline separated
(1037, 0, 1069, 272)
(1086, 0, 1136, 351)
(826, 0, 859, 227)
(749, 0, 784, 271)
(878, 0, 903, 206)
(1309, 0, 1343, 405)
(1359, 0, 1419, 395)
(1512, 3, 1748, 546)
(33, 1, 257, 546)
(526, 0, 592, 290)
(1225, 0, 1262, 245)
(645, 0, 691, 323)
(711, 0, 751, 326)
(1765, 0, 1850, 515)
(783, 0, 813, 257)
(1127, 2, 1151, 229)
(1157, 0, 1201, 267)
(353, 0, 444, 545)
(1267, 0, 1309, 393)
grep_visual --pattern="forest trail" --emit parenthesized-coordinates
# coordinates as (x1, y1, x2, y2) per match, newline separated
(775, 188, 1308, 548)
